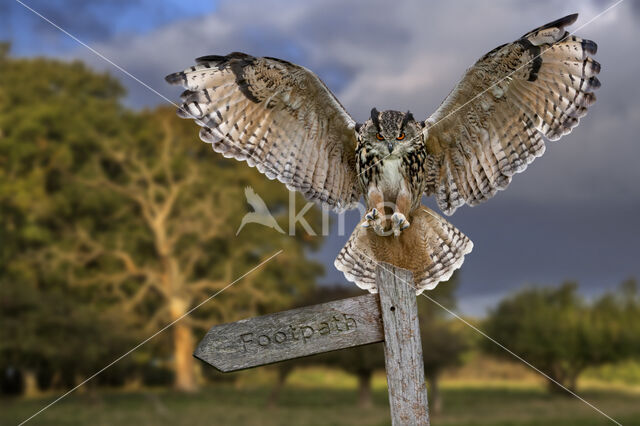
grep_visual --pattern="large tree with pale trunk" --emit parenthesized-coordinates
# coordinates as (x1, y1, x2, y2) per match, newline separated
(0, 47, 323, 392)
(63, 107, 324, 391)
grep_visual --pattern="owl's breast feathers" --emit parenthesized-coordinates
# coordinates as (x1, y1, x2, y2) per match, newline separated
(356, 139, 429, 211)
(401, 146, 429, 202)
(355, 141, 384, 189)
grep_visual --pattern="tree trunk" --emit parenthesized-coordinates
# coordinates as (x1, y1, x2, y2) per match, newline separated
(22, 369, 40, 398)
(357, 369, 373, 408)
(124, 373, 143, 391)
(427, 371, 442, 415)
(547, 371, 580, 395)
(267, 365, 292, 408)
(547, 377, 563, 393)
(170, 297, 197, 392)
(567, 374, 579, 393)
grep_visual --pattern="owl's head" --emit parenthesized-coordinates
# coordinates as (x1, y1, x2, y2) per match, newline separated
(357, 108, 423, 154)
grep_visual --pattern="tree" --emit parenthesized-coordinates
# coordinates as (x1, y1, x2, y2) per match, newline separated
(0, 50, 324, 392)
(417, 273, 469, 414)
(52, 108, 325, 392)
(0, 45, 140, 395)
(583, 278, 640, 368)
(419, 318, 468, 414)
(0, 279, 138, 396)
(482, 281, 639, 393)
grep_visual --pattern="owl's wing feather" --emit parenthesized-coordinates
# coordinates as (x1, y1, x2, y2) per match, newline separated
(166, 52, 361, 211)
(424, 14, 600, 215)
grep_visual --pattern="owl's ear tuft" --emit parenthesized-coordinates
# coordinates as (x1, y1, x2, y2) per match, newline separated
(405, 111, 414, 122)
(370, 108, 381, 130)
(400, 110, 415, 130)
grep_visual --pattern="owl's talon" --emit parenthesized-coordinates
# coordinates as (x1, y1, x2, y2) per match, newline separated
(363, 208, 386, 235)
(391, 212, 410, 236)
(365, 208, 379, 221)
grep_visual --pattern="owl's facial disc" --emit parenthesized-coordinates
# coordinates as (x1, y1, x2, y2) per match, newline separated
(358, 109, 420, 154)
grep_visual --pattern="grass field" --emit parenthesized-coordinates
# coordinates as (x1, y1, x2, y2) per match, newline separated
(3, 370, 640, 426)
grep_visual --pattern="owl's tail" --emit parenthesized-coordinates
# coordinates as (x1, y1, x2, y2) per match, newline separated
(334, 206, 473, 295)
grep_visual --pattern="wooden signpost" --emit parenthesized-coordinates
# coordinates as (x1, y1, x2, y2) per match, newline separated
(195, 263, 430, 425)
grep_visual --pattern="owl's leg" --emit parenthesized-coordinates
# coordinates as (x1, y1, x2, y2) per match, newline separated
(362, 186, 387, 235)
(391, 187, 411, 237)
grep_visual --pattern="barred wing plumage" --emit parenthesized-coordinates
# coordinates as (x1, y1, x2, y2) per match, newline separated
(166, 53, 361, 211)
(424, 14, 601, 215)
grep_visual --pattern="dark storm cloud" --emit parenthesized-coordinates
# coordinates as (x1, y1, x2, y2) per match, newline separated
(292, 1, 410, 48)
(56, 0, 639, 315)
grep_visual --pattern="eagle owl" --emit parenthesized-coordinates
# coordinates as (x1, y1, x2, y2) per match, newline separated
(166, 14, 600, 294)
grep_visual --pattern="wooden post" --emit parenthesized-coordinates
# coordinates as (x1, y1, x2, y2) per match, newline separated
(377, 263, 430, 426)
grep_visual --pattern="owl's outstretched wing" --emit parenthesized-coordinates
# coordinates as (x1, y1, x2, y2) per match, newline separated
(424, 14, 600, 215)
(166, 53, 361, 211)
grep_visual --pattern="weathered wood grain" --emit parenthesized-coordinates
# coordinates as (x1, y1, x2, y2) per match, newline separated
(377, 263, 430, 426)
(194, 293, 383, 372)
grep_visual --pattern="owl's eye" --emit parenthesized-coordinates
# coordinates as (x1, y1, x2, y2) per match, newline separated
(396, 133, 406, 141)
(376, 133, 384, 141)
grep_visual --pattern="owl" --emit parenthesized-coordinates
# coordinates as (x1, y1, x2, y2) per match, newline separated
(166, 14, 600, 294)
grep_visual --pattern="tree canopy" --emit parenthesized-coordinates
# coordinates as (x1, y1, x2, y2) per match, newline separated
(482, 280, 640, 392)
(0, 48, 324, 392)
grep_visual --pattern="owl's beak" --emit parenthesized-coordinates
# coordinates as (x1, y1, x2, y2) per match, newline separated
(387, 142, 394, 153)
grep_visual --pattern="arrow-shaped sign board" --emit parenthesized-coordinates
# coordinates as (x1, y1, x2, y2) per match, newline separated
(194, 293, 383, 372)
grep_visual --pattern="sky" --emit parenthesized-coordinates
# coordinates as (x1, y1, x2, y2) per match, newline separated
(3, 0, 639, 316)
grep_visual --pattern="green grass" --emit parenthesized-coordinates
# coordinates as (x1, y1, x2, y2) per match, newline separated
(2, 383, 640, 426)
